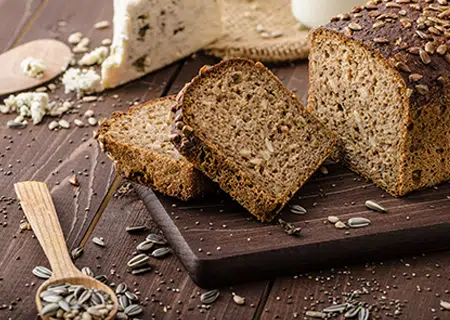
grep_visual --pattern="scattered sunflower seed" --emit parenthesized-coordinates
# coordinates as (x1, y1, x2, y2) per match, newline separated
(94, 20, 110, 29)
(290, 204, 307, 215)
(348, 217, 371, 228)
(328, 216, 340, 224)
(74, 119, 85, 127)
(151, 247, 172, 259)
(115, 283, 127, 294)
(124, 304, 143, 316)
(146, 233, 167, 245)
(92, 237, 105, 247)
(125, 291, 138, 301)
(127, 254, 150, 269)
(136, 240, 154, 252)
(232, 293, 245, 305)
(32, 266, 53, 279)
(358, 307, 369, 320)
(94, 274, 108, 284)
(322, 303, 347, 313)
(440, 300, 450, 310)
(7, 120, 27, 129)
(365, 200, 387, 213)
(278, 218, 302, 236)
(88, 117, 98, 126)
(200, 289, 220, 305)
(48, 120, 59, 130)
(84, 109, 95, 118)
(320, 166, 329, 175)
(81, 266, 94, 277)
(71, 247, 84, 260)
(131, 266, 153, 275)
(126, 225, 147, 233)
(305, 310, 326, 318)
(58, 119, 70, 129)
(344, 306, 360, 318)
(119, 294, 130, 309)
(335, 221, 347, 229)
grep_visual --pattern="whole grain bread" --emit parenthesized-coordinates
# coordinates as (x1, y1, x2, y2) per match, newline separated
(171, 59, 336, 222)
(309, 0, 450, 197)
(95, 96, 210, 200)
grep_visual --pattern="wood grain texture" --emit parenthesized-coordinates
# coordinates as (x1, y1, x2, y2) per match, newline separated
(262, 252, 450, 320)
(136, 59, 450, 288)
(0, 0, 42, 51)
(75, 183, 267, 320)
(0, 1, 180, 318)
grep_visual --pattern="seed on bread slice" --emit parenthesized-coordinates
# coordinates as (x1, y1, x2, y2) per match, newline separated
(171, 59, 337, 221)
(95, 96, 210, 200)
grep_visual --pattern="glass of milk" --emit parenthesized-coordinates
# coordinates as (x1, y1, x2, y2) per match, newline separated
(292, 0, 367, 28)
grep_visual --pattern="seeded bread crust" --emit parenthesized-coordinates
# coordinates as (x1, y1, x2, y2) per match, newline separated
(309, 0, 450, 197)
(171, 59, 336, 222)
(95, 96, 210, 201)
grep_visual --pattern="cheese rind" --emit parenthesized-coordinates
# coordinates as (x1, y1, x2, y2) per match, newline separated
(102, 0, 222, 89)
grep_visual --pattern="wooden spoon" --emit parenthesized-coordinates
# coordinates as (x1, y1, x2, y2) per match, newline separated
(0, 39, 72, 96)
(14, 181, 118, 320)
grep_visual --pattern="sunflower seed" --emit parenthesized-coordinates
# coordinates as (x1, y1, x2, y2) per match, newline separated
(146, 233, 167, 245)
(335, 221, 347, 229)
(69, 175, 80, 186)
(71, 247, 84, 260)
(348, 22, 362, 31)
(322, 303, 348, 313)
(42, 294, 63, 303)
(92, 237, 105, 247)
(328, 216, 340, 224)
(40, 303, 60, 316)
(81, 267, 94, 277)
(88, 117, 98, 126)
(348, 217, 371, 228)
(7, 120, 27, 128)
(126, 225, 147, 233)
(151, 247, 172, 259)
(78, 289, 92, 304)
(232, 293, 245, 305)
(305, 311, 326, 318)
(131, 266, 152, 275)
(32, 266, 52, 279)
(94, 275, 108, 284)
(290, 205, 307, 215)
(119, 294, 130, 309)
(91, 292, 105, 305)
(136, 240, 154, 252)
(116, 312, 128, 320)
(200, 289, 220, 304)
(125, 291, 138, 301)
(127, 254, 150, 269)
(365, 200, 386, 213)
(116, 283, 127, 294)
(58, 299, 71, 312)
(124, 304, 143, 316)
(358, 307, 369, 320)
(279, 218, 302, 236)
(344, 306, 360, 318)
(48, 120, 59, 130)
(58, 119, 70, 129)
(440, 300, 450, 310)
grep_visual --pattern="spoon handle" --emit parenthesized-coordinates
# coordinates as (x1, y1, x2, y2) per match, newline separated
(14, 181, 78, 278)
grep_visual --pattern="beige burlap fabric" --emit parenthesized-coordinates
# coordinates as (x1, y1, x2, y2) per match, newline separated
(205, 0, 310, 63)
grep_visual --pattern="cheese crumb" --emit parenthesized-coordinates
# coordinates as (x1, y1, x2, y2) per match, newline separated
(3, 92, 49, 124)
(62, 68, 104, 97)
(20, 57, 47, 79)
(78, 46, 109, 66)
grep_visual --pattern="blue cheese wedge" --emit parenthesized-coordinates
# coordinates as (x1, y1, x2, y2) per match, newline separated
(20, 57, 47, 79)
(62, 68, 104, 97)
(102, 0, 222, 88)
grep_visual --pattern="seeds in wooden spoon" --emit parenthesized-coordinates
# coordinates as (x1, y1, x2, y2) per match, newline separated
(348, 217, 371, 228)
(39, 283, 114, 319)
(365, 200, 387, 213)
(32, 266, 52, 279)
(151, 247, 172, 259)
(200, 289, 220, 304)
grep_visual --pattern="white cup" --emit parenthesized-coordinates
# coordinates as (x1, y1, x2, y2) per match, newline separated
(292, 0, 367, 28)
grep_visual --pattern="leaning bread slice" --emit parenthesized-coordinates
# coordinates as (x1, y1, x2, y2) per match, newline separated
(95, 96, 210, 200)
(171, 59, 337, 222)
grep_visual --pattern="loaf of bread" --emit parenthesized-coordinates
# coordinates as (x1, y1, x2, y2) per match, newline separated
(309, 0, 450, 196)
(95, 96, 210, 200)
(171, 59, 337, 222)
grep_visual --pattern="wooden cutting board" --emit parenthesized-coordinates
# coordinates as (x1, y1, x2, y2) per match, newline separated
(135, 159, 450, 289)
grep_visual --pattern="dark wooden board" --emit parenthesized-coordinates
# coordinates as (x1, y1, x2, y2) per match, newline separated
(75, 180, 268, 320)
(136, 59, 450, 289)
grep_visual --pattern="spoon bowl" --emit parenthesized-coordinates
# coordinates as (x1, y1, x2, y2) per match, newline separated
(14, 181, 118, 320)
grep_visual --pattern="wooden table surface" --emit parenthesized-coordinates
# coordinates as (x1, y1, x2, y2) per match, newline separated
(0, 1, 449, 319)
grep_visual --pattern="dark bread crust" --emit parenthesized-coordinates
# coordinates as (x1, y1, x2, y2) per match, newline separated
(95, 96, 211, 201)
(172, 58, 337, 222)
(321, 0, 450, 107)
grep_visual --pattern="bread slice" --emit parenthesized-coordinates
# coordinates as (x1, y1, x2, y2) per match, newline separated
(171, 59, 337, 222)
(95, 96, 210, 200)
